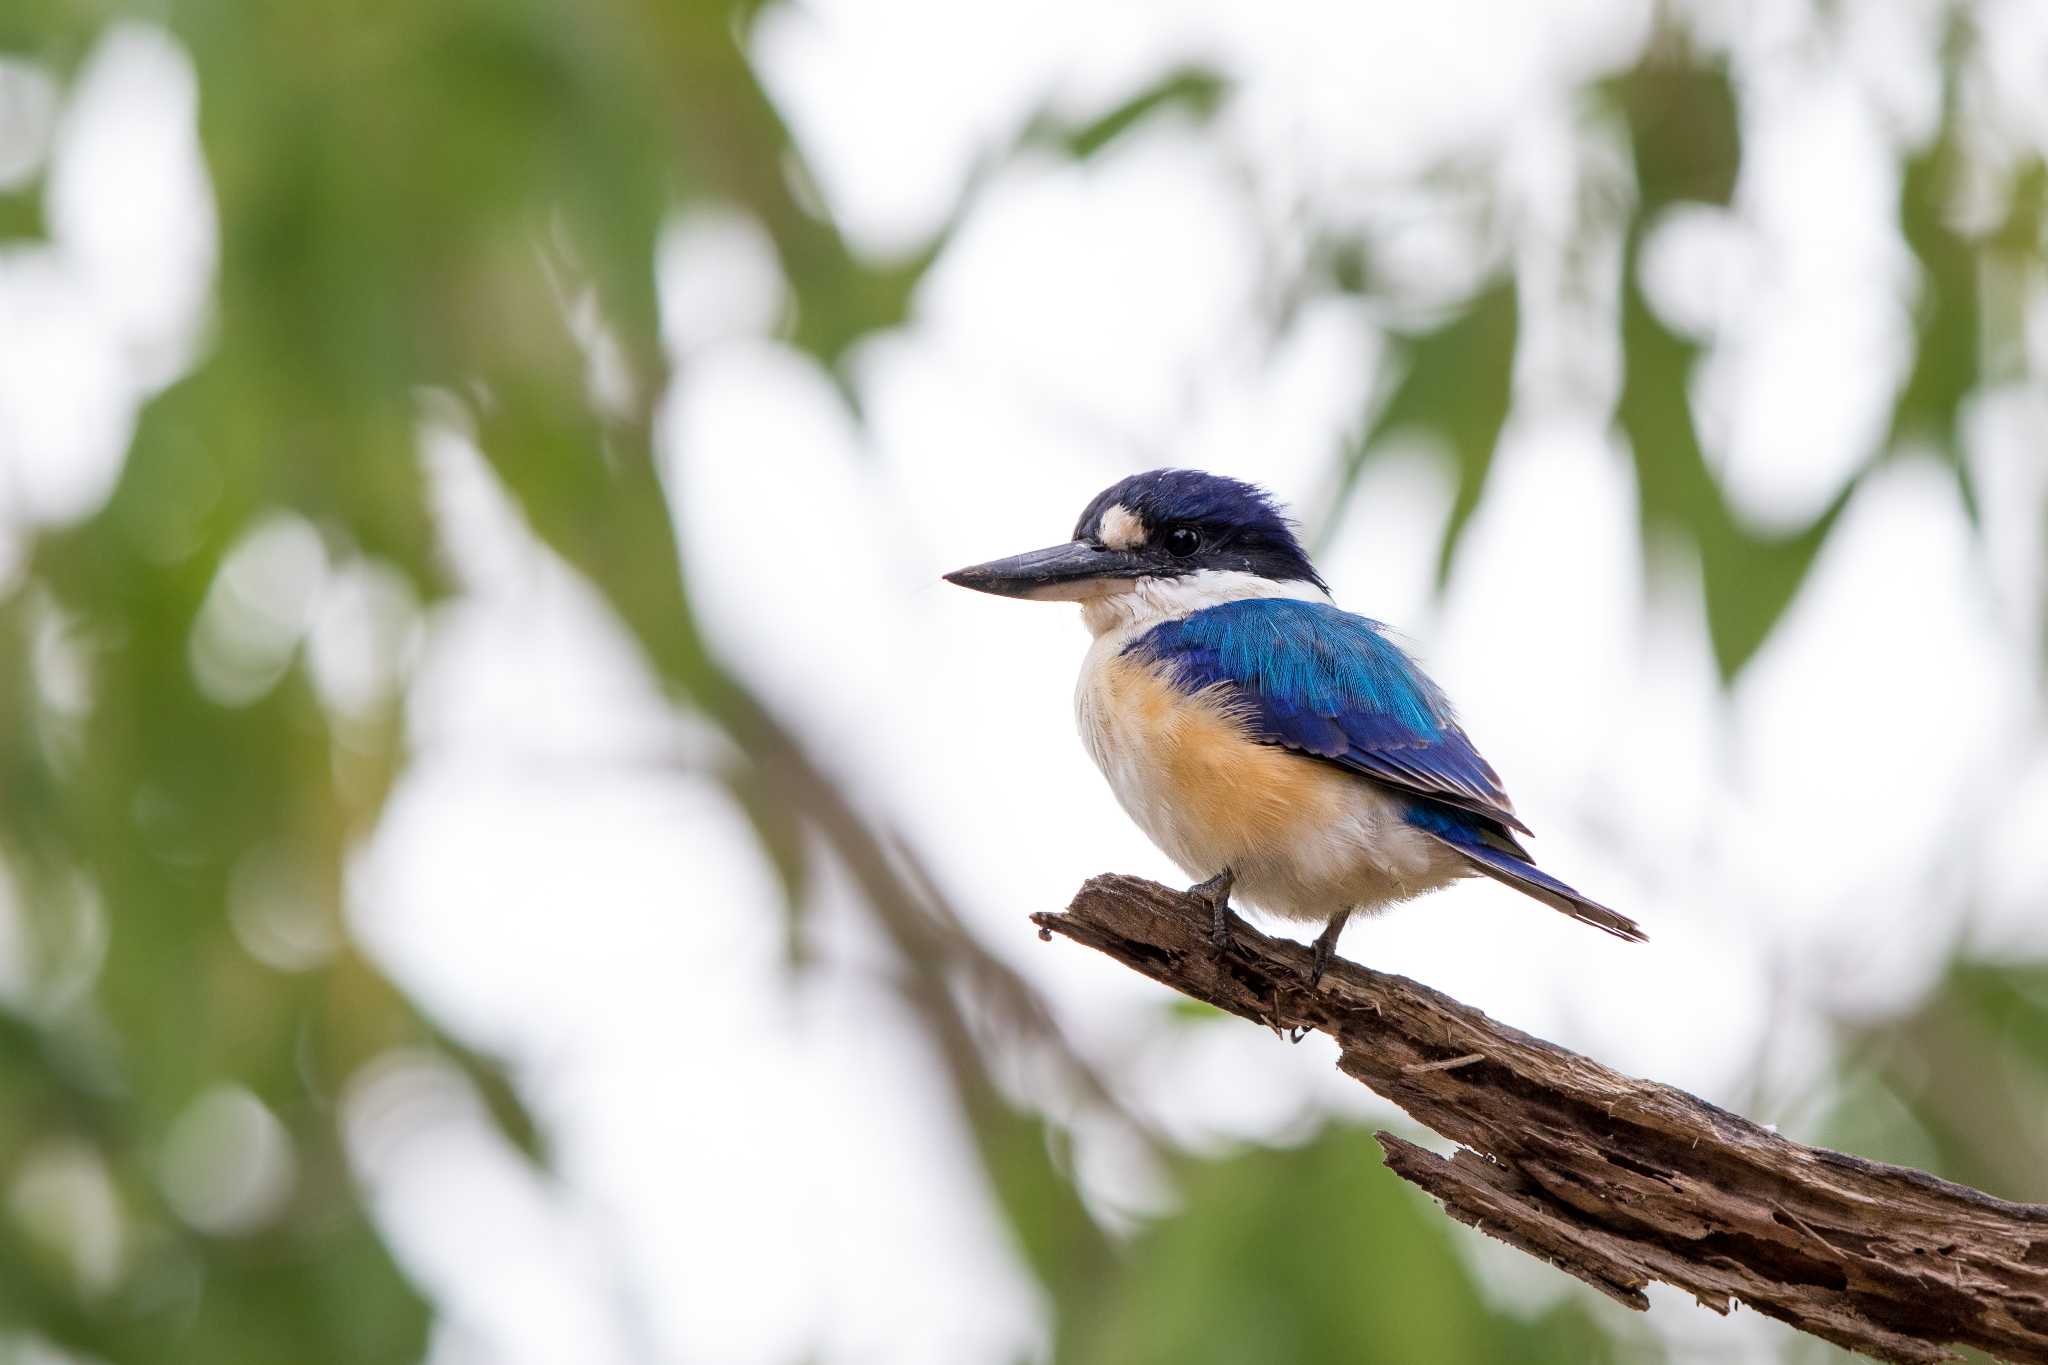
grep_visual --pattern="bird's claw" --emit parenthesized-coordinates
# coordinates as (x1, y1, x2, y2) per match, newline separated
(1187, 868, 1235, 954)
(1306, 909, 1351, 990)
(1308, 937, 1336, 990)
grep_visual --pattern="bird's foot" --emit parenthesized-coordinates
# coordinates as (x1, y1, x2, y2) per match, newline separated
(1307, 909, 1352, 990)
(1307, 938, 1336, 990)
(1186, 868, 1236, 953)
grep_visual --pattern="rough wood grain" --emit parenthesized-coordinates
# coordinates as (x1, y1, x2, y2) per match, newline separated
(1035, 874, 2048, 1364)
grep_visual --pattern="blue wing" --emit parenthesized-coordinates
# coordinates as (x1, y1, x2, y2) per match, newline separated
(1128, 598, 1646, 942)
(1128, 597, 1529, 835)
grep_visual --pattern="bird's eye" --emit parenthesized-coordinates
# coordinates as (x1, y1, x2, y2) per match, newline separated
(1165, 526, 1201, 558)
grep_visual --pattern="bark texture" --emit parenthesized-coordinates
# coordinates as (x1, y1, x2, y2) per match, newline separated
(1035, 873, 2048, 1364)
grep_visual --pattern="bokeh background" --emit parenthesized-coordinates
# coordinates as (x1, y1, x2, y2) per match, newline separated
(2, 0, 2046, 1361)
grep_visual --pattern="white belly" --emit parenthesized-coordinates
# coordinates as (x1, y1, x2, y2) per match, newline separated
(1074, 642, 1464, 925)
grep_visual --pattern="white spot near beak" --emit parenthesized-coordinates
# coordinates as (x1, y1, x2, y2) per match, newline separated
(1098, 503, 1145, 551)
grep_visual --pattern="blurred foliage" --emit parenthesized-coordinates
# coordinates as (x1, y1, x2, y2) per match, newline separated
(1339, 277, 1517, 584)
(1603, 50, 1851, 680)
(1826, 961, 2048, 1206)
(0, 2, 2043, 1364)
(1028, 67, 1230, 161)
(1338, 25, 2046, 680)
(1062, 1125, 1658, 1365)
(1792, 960, 2048, 1365)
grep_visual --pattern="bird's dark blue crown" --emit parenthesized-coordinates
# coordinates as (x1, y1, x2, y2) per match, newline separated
(1072, 469, 1326, 591)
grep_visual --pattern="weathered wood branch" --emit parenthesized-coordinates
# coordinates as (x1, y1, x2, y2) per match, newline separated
(1035, 874, 2048, 1364)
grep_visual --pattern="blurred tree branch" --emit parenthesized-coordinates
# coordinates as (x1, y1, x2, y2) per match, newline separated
(1037, 875, 2048, 1365)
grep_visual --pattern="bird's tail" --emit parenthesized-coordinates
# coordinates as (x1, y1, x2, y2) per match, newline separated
(1416, 816, 1647, 944)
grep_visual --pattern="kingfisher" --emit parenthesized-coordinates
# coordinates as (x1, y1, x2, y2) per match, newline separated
(945, 468, 1644, 985)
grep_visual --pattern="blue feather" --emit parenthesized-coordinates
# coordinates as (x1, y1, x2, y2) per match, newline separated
(1125, 598, 1530, 835)
(1405, 803, 1645, 942)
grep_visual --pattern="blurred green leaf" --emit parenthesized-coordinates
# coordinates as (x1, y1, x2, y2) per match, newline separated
(1061, 1125, 1658, 1365)
(1166, 997, 1227, 1024)
(1828, 961, 2048, 1204)
(0, 2, 102, 64)
(726, 763, 814, 965)
(1600, 44, 1856, 680)
(1328, 277, 1517, 582)
(1890, 137, 1979, 477)
(1043, 67, 1230, 160)
(1618, 260, 1853, 680)
(0, 179, 41, 241)
(1603, 48, 1739, 212)
(980, 1101, 1115, 1307)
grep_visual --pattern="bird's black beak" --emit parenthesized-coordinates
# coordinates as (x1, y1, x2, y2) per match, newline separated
(943, 540, 1143, 601)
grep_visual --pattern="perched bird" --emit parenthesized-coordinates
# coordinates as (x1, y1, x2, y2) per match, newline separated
(945, 468, 1644, 984)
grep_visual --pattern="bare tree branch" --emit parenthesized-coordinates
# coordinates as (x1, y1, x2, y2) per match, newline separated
(1035, 874, 2048, 1365)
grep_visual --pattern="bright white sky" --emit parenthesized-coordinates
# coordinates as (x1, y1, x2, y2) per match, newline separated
(4, 2, 2048, 1363)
